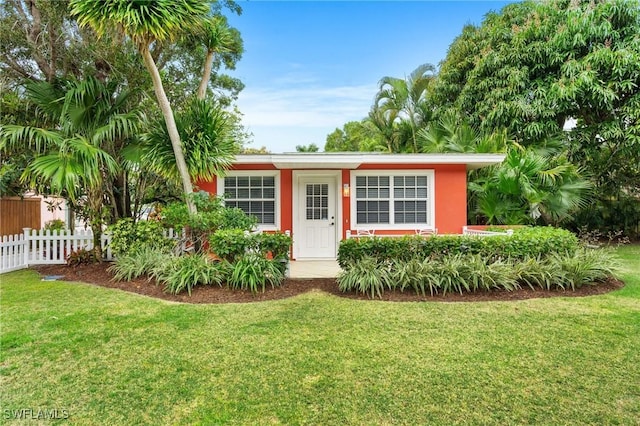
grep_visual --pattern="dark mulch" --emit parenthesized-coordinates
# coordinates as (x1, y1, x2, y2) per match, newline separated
(33, 262, 625, 305)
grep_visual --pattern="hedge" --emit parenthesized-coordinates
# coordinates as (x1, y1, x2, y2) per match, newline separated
(337, 226, 579, 268)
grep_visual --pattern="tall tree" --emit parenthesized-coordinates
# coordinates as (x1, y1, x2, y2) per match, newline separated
(70, 0, 211, 214)
(324, 119, 386, 152)
(432, 0, 640, 236)
(295, 143, 319, 152)
(371, 63, 436, 153)
(191, 14, 243, 100)
(0, 77, 137, 252)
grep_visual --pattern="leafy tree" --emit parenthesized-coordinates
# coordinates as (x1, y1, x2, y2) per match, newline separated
(324, 119, 386, 152)
(295, 143, 320, 152)
(0, 77, 137, 253)
(71, 0, 212, 214)
(371, 63, 437, 153)
(140, 98, 237, 182)
(432, 0, 640, 236)
(191, 14, 243, 100)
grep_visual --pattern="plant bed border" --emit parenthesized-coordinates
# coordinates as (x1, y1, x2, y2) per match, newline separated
(32, 263, 624, 304)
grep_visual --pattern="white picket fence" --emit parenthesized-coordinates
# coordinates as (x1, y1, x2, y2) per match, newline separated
(0, 227, 182, 274)
(462, 226, 514, 236)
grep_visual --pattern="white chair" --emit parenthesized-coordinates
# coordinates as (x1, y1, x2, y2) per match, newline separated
(356, 229, 375, 238)
(415, 228, 437, 236)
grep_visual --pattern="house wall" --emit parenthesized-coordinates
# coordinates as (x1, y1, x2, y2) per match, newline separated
(199, 162, 469, 237)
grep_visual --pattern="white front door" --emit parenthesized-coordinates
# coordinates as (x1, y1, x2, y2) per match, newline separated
(297, 178, 337, 259)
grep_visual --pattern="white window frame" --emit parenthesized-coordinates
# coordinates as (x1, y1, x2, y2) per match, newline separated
(217, 170, 281, 232)
(350, 170, 435, 231)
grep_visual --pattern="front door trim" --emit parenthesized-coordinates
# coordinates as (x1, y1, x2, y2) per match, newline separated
(292, 170, 342, 260)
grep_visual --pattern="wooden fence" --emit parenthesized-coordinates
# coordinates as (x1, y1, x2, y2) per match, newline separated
(0, 197, 41, 236)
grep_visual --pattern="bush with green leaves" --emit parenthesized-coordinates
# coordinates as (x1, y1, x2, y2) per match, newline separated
(208, 229, 256, 262)
(108, 218, 174, 257)
(228, 254, 285, 294)
(160, 192, 257, 233)
(43, 219, 66, 231)
(108, 246, 174, 282)
(153, 254, 231, 296)
(255, 232, 292, 261)
(337, 226, 579, 268)
(549, 248, 619, 290)
(66, 248, 100, 266)
(337, 256, 394, 298)
(209, 230, 292, 264)
(339, 248, 616, 299)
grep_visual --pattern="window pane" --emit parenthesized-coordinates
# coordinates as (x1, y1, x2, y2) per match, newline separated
(237, 177, 249, 187)
(356, 176, 366, 186)
(238, 188, 250, 198)
(250, 176, 262, 186)
(250, 188, 262, 198)
(263, 177, 275, 187)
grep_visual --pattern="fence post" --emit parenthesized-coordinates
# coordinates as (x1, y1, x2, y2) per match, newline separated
(22, 228, 31, 267)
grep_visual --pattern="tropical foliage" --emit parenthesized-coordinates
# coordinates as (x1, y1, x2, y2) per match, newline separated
(338, 248, 617, 299)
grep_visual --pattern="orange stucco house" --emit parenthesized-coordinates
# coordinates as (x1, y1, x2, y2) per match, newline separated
(198, 153, 505, 260)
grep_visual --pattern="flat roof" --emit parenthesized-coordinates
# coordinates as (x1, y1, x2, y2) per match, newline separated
(233, 153, 506, 170)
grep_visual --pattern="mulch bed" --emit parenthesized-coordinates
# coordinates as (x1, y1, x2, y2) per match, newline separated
(33, 262, 625, 304)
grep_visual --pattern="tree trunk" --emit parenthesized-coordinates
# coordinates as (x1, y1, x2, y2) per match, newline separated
(139, 46, 196, 214)
(196, 50, 215, 100)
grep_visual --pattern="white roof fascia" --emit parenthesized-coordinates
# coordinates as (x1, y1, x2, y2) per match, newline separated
(232, 153, 505, 170)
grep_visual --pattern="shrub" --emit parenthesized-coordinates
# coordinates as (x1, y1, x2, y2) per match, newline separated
(108, 246, 174, 282)
(160, 192, 257, 233)
(550, 248, 619, 290)
(154, 254, 229, 295)
(209, 229, 255, 263)
(228, 254, 285, 294)
(337, 226, 579, 267)
(66, 248, 100, 266)
(108, 218, 174, 257)
(255, 232, 292, 261)
(337, 256, 393, 298)
(43, 219, 66, 231)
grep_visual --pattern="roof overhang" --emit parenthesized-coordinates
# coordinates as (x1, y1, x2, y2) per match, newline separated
(232, 153, 506, 170)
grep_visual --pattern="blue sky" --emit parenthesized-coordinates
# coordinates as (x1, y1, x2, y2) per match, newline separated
(225, 1, 512, 153)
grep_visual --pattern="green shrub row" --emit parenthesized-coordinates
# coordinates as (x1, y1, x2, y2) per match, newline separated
(109, 248, 287, 296)
(337, 226, 579, 268)
(337, 249, 618, 298)
(209, 230, 291, 263)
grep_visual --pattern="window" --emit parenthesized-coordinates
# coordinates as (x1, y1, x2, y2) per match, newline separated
(223, 175, 276, 225)
(353, 172, 433, 227)
(306, 183, 329, 220)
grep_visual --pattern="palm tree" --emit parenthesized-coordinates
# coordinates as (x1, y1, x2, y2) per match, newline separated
(192, 15, 243, 100)
(372, 63, 436, 152)
(471, 142, 591, 225)
(140, 98, 236, 183)
(0, 77, 137, 253)
(70, 0, 210, 214)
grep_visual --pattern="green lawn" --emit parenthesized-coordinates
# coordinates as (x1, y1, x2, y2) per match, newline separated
(1, 246, 639, 425)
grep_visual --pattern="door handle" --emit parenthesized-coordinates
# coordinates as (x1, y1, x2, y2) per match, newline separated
(330, 222, 335, 226)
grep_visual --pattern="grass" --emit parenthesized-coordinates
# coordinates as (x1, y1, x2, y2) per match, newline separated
(1, 245, 639, 425)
